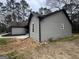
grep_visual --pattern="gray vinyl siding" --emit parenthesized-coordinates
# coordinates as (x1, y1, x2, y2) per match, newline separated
(12, 28, 26, 35)
(41, 11, 72, 41)
(30, 16, 39, 41)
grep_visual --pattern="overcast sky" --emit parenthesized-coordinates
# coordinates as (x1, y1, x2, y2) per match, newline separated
(0, 0, 46, 11)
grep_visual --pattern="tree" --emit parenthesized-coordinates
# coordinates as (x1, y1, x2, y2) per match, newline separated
(0, 2, 3, 13)
(12, 12, 16, 22)
(46, 0, 78, 20)
(39, 7, 52, 15)
(0, 0, 31, 25)
(6, 0, 11, 11)
(46, 0, 64, 10)
(0, 2, 3, 7)
(63, 0, 78, 21)
(5, 15, 12, 24)
(62, 0, 79, 32)
(1, 6, 7, 11)
(0, 22, 6, 33)
(20, 0, 29, 20)
(10, 0, 15, 9)
(15, 2, 21, 21)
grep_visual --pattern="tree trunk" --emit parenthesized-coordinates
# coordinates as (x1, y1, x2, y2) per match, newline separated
(22, 7, 25, 21)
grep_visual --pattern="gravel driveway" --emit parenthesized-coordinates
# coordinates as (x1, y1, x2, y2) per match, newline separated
(0, 33, 29, 39)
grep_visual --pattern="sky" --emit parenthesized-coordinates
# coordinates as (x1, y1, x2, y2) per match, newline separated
(0, 0, 46, 11)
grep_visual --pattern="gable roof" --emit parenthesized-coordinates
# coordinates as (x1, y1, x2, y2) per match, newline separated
(28, 9, 72, 26)
(9, 21, 28, 28)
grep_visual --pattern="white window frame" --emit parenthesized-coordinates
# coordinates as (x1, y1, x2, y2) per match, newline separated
(60, 24, 64, 30)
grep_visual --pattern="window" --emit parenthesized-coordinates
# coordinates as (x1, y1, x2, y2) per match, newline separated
(60, 24, 64, 29)
(32, 24, 34, 32)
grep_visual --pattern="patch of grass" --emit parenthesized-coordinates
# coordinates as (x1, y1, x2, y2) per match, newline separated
(48, 35, 79, 43)
(0, 38, 9, 45)
(7, 50, 18, 59)
(6, 49, 33, 59)
(13, 50, 33, 59)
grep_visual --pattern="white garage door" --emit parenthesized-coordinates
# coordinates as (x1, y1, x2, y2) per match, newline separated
(12, 28, 26, 35)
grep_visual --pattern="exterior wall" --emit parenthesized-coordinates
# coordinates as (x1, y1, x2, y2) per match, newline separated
(12, 28, 26, 35)
(41, 11, 72, 41)
(30, 16, 39, 41)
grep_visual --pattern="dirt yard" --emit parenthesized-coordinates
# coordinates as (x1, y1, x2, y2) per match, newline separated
(0, 38, 38, 54)
(0, 34, 79, 59)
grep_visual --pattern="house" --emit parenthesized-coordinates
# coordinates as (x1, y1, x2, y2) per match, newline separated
(28, 9, 72, 42)
(8, 21, 28, 35)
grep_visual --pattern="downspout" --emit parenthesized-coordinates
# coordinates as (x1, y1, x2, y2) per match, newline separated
(39, 19, 41, 43)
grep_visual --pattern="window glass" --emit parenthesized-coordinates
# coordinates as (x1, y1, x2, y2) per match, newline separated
(32, 24, 34, 32)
